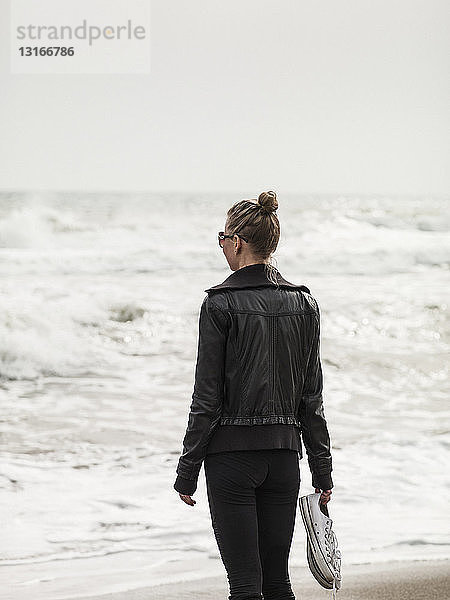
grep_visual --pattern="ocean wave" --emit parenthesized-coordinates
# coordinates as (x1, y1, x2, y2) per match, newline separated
(0, 203, 93, 249)
(0, 294, 106, 380)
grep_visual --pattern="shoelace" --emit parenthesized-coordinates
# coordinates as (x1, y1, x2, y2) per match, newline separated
(331, 576, 337, 600)
(324, 523, 341, 599)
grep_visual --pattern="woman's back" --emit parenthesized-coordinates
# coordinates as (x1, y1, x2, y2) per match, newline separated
(175, 262, 333, 495)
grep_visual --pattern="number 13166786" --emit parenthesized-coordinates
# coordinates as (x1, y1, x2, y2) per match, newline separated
(19, 46, 75, 56)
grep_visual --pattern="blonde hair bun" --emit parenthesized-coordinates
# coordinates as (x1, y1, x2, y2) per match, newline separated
(258, 190, 278, 215)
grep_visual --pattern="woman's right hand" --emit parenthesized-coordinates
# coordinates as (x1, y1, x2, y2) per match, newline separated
(315, 488, 332, 504)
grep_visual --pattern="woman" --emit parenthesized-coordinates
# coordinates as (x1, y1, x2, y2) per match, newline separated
(174, 191, 333, 600)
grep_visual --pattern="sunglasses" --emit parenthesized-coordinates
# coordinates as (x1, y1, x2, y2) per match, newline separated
(218, 231, 249, 248)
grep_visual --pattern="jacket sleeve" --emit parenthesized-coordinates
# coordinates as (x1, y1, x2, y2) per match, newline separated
(298, 301, 334, 491)
(174, 295, 228, 495)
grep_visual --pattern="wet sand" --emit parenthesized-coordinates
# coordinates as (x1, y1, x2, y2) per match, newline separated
(78, 558, 449, 600)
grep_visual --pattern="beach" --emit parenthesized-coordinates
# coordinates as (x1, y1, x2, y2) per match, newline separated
(1, 192, 449, 599)
(79, 559, 449, 600)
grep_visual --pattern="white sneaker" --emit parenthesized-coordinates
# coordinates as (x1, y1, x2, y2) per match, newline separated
(299, 492, 342, 597)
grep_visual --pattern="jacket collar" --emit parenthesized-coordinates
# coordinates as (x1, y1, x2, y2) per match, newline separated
(205, 263, 310, 293)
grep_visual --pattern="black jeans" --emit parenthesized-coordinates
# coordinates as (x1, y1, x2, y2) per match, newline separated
(204, 449, 300, 600)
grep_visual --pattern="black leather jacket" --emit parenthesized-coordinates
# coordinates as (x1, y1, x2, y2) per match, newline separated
(174, 263, 333, 493)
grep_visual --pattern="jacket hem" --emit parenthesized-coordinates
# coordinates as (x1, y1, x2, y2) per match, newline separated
(220, 415, 302, 427)
(206, 423, 303, 456)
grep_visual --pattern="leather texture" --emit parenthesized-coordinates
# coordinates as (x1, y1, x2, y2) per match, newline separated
(174, 263, 333, 495)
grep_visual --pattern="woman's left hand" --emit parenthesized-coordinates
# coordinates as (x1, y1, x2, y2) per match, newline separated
(315, 488, 332, 505)
(179, 493, 196, 506)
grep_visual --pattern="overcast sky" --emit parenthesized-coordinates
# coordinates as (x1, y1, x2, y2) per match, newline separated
(0, 0, 449, 195)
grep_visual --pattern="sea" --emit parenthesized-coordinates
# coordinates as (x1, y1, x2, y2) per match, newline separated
(0, 191, 449, 599)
